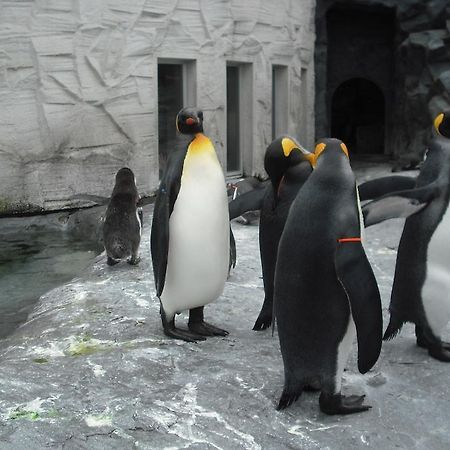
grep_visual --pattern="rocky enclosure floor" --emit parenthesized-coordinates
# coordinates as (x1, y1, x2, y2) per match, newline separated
(0, 165, 449, 449)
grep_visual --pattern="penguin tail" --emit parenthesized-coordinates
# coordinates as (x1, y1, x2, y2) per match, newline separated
(383, 312, 404, 341)
(277, 387, 302, 410)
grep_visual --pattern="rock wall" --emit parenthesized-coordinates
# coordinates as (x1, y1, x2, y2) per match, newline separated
(316, 0, 450, 159)
(0, 0, 316, 214)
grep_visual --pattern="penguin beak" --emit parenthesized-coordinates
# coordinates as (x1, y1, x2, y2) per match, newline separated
(186, 117, 197, 126)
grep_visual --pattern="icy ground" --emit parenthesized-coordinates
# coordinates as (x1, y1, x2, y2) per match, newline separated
(0, 164, 449, 449)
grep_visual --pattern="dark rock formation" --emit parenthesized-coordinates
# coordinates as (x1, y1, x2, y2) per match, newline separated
(315, 0, 450, 160)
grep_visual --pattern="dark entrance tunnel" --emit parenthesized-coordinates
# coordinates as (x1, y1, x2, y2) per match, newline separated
(316, 2, 396, 156)
(331, 78, 385, 155)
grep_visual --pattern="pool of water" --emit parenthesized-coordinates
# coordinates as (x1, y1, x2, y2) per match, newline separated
(0, 223, 103, 339)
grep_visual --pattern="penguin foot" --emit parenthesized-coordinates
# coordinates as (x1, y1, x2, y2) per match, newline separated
(160, 307, 206, 342)
(417, 338, 450, 351)
(415, 326, 450, 357)
(319, 393, 371, 415)
(127, 256, 141, 265)
(107, 256, 120, 266)
(162, 325, 206, 343)
(188, 321, 229, 337)
(428, 345, 450, 362)
(277, 389, 302, 410)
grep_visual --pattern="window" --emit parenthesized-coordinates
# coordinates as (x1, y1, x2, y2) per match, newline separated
(272, 65, 288, 139)
(226, 66, 240, 173)
(226, 63, 252, 176)
(300, 68, 308, 138)
(157, 60, 196, 177)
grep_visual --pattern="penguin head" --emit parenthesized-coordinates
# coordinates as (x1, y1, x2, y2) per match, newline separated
(176, 108, 204, 134)
(115, 167, 135, 183)
(434, 111, 450, 138)
(264, 136, 313, 191)
(312, 138, 349, 168)
(112, 167, 138, 197)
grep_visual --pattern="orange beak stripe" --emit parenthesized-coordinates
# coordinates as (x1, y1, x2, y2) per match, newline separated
(338, 237, 362, 243)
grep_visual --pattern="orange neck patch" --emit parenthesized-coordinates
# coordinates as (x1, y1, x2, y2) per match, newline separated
(188, 133, 214, 153)
(338, 237, 362, 243)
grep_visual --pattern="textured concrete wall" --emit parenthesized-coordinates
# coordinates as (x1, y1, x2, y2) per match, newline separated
(0, 0, 315, 214)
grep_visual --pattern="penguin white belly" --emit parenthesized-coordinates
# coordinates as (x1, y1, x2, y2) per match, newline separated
(161, 153, 230, 318)
(422, 207, 450, 336)
(335, 314, 356, 393)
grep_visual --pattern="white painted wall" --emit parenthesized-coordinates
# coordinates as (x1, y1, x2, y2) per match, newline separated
(0, 0, 315, 213)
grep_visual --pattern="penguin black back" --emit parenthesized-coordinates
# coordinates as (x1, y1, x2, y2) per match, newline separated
(103, 167, 141, 266)
(275, 138, 382, 414)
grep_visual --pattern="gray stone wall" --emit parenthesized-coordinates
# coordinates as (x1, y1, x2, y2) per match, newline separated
(0, 0, 316, 214)
(316, 0, 450, 160)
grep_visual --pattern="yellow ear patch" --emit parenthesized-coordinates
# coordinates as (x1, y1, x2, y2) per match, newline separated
(281, 138, 299, 157)
(434, 113, 444, 135)
(282, 138, 316, 167)
(314, 142, 326, 159)
(340, 142, 349, 158)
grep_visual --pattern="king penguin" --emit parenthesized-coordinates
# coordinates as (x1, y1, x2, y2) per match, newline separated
(254, 137, 314, 330)
(275, 138, 383, 415)
(229, 137, 422, 331)
(384, 111, 450, 361)
(151, 108, 230, 342)
(103, 167, 142, 266)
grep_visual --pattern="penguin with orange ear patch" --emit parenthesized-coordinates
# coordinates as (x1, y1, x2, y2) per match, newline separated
(275, 138, 383, 415)
(383, 111, 450, 361)
(151, 108, 230, 342)
(254, 136, 314, 330)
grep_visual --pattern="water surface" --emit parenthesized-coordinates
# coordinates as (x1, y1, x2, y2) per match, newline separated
(0, 223, 102, 339)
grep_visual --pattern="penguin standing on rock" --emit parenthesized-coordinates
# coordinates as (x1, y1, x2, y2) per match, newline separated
(103, 167, 142, 266)
(151, 108, 229, 342)
(384, 112, 450, 361)
(254, 137, 313, 330)
(275, 139, 383, 415)
(228, 137, 420, 331)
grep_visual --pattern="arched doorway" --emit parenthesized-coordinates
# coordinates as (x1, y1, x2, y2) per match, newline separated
(331, 78, 385, 155)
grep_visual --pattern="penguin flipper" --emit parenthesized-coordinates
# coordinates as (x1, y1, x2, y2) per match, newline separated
(229, 226, 236, 272)
(362, 182, 440, 227)
(229, 187, 266, 220)
(335, 241, 382, 374)
(358, 175, 417, 201)
(150, 148, 187, 297)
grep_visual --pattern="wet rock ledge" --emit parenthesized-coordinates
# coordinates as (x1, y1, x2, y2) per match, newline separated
(0, 185, 449, 449)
